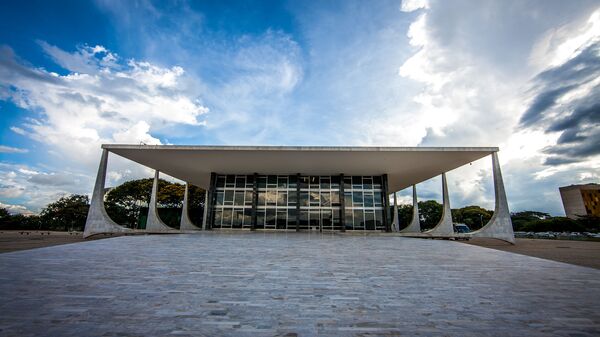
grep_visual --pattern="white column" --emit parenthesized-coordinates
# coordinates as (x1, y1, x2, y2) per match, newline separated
(424, 173, 454, 236)
(468, 152, 515, 244)
(180, 183, 200, 231)
(145, 170, 174, 232)
(202, 190, 209, 230)
(392, 192, 399, 232)
(83, 149, 130, 238)
(400, 185, 421, 233)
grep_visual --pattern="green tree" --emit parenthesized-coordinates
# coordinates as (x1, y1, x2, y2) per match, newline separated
(397, 204, 413, 229)
(452, 205, 492, 230)
(40, 195, 89, 231)
(511, 211, 550, 231)
(105, 178, 205, 229)
(418, 200, 442, 230)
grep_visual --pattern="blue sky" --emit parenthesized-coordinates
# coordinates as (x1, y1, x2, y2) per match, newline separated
(1, 0, 599, 215)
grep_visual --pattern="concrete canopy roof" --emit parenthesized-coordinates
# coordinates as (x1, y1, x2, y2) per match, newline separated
(104, 145, 498, 192)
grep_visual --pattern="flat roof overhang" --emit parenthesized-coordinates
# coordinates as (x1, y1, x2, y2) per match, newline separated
(104, 145, 498, 192)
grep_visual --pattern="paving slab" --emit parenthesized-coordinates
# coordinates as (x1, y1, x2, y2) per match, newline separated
(0, 232, 599, 336)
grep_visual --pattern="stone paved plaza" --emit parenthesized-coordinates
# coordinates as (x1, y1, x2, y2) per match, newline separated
(1, 233, 599, 336)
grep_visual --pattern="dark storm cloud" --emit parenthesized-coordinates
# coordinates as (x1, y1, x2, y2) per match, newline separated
(519, 41, 600, 165)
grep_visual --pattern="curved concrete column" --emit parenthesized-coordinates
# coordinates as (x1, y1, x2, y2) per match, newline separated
(400, 185, 421, 233)
(83, 149, 130, 238)
(180, 183, 200, 231)
(145, 170, 175, 232)
(392, 193, 399, 232)
(424, 173, 454, 236)
(468, 152, 515, 244)
(201, 190, 209, 230)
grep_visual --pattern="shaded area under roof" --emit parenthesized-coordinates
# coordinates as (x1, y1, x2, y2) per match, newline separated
(104, 145, 498, 192)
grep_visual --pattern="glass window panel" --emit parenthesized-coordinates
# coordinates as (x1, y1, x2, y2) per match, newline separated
(345, 210, 353, 230)
(288, 191, 297, 205)
(332, 210, 340, 229)
(277, 191, 288, 207)
(216, 191, 224, 206)
(226, 175, 235, 188)
(372, 176, 382, 189)
(243, 208, 252, 228)
(236, 176, 245, 188)
(352, 176, 362, 190)
(321, 209, 332, 230)
(224, 190, 234, 205)
(375, 209, 384, 230)
(300, 192, 309, 207)
(353, 209, 364, 229)
(266, 209, 276, 228)
(267, 191, 277, 206)
(320, 177, 330, 189)
(310, 191, 320, 206)
(309, 210, 319, 229)
(214, 209, 223, 228)
(309, 176, 319, 189)
(258, 176, 267, 189)
(234, 191, 244, 206)
(288, 175, 297, 189)
(216, 176, 226, 188)
(233, 209, 244, 228)
(256, 210, 265, 229)
(245, 191, 253, 206)
(299, 176, 309, 189)
(365, 210, 375, 230)
(299, 210, 308, 229)
(320, 192, 331, 207)
(287, 208, 297, 228)
(353, 191, 363, 207)
(331, 176, 340, 189)
(363, 177, 373, 190)
(222, 208, 233, 227)
(267, 175, 277, 187)
(258, 191, 266, 206)
(374, 192, 383, 207)
(331, 191, 340, 206)
(344, 192, 352, 208)
(246, 175, 254, 188)
(344, 177, 352, 190)
(278, 176, 288, 189)
(276, 210, 287, 229)
(364, 192, 374, 207)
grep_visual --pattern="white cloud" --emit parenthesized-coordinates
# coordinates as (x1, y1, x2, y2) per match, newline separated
(0, 43, 208, 167)
(0, 201, 34, 215)
(0, 145, 28, 153)
(400, 0, 429, 12)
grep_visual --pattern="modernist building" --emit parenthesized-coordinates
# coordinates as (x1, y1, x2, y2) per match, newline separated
(84, 145, 515, 243)
(559, 183, 600, 219)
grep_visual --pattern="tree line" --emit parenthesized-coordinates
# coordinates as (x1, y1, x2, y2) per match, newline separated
(0, 179, 205, 231)
(1, 179, 598, 232)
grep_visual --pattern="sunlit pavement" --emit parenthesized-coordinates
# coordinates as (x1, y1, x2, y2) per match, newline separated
(1, 232, 599, 336)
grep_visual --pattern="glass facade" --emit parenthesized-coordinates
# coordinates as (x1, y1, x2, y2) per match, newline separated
(211, 174, 386, 231)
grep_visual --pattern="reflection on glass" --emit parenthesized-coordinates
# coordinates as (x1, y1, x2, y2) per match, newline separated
(267, 175, 277, 187)
(353, 209, 364, 229)
(364, 192, 374, 207)
(309, 210, 319, 229)
(320, 192, 331, 207)
(300, 192, 309, 207)
(277, 210, 287, 229)
(299, 210, 308, 228)
(320, 177, 330, 189)
(233, 209, 244, 228)
(363, 177, 372, 190)
(374, 192, 383, 207)
(310, 191, 320, 206)
(331, 176, 340, 189)
(289, 175, 297, 189)
(365, 210, 375, 230)
(266, 209, 276, 228)
(258, 176, 267, 189)
(216, 191, 224, 206)
(214, 209, 223, 227)
(309, 176, 319, 189)
(331, 191, 340, 206)
(299, 176, 309, 189)
(278, 176, 287, 189)
(288, 209, 297, 228)
(288, 191, 297, 205)
(352, 191, 363, 207)
(224, 190, 234, 205)
(222, 208, 233, 227)
(256, 210, 265, 229)
(344, 177, 352, 190)
(258, 191, 265, 206)
(245, 191, 253, 206)
(267, 191, 277, 206)
(345, 210, 353, 230)
(234, 191, 244, 206)
(277, 191, 288, 206)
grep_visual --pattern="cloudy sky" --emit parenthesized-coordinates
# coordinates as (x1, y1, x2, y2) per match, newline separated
(0, 0, 599, 216)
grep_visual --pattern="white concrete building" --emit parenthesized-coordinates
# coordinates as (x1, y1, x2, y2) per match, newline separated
(84, 145, 515, 243)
